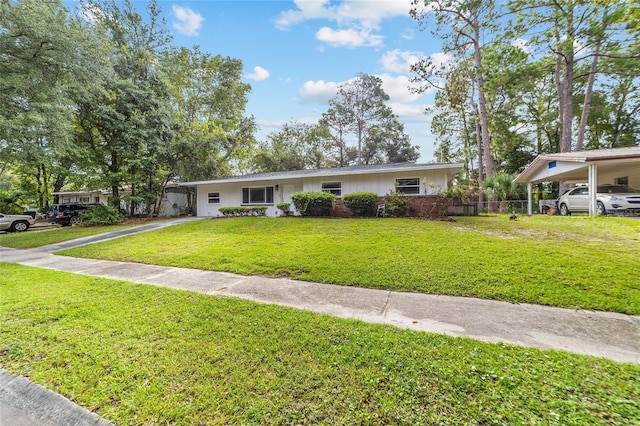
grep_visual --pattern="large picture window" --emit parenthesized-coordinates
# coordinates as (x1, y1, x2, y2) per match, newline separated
(321, 182, 342, 196)
(396, 178, 420, 195)
(242, 186, 274, 205)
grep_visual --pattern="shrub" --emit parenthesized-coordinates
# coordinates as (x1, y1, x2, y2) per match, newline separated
(251, 206, 267, 216)
(382, 191, 413, 217)
(342, 192, 378, 217)
(276, 202, 291, 216)
(291, 192, 336, 216)
(219, 206, 267, 217)
(79, 204, 125, 226)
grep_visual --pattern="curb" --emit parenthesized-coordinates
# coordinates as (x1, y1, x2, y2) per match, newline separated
(0, 369, 113, 426)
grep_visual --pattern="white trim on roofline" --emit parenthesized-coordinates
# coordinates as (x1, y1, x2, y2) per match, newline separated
(179, 162, 464, 186)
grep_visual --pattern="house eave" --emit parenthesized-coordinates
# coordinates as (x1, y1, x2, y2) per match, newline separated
(179, 162, 464, 186)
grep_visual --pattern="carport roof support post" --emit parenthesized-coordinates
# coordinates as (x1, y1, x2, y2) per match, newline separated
(588, 164, 597, 217)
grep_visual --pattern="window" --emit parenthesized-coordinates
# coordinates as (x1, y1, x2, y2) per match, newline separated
(80, 197, 90, 203)
(322, 182, 342, 196)
(207, 192, 220, 204)
(396, 178, 420, 195)
(94, 197, 100, 203)
(242, 187, 274, 205)
(615, 176, 629, 186)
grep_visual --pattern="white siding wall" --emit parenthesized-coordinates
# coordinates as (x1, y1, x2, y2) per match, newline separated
(303, 170, 449, 197)
(197, 180, 304, 217)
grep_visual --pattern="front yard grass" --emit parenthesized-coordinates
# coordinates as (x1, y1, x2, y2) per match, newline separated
(59, 215, 640, 315)
(0, 224, 134, 249)
(1, 264, 638, 425)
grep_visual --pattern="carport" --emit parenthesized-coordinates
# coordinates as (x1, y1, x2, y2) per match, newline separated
(513, 147, 640, 216)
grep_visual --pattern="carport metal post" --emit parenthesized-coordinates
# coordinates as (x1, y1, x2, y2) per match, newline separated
(527, 183, 533, 215)
(588, 163, 597, 217)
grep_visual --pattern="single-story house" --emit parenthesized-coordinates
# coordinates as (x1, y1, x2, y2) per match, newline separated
(513, 147, 640, 216)
(53, 189, 110, 205)
(180, 162, 464, 217)
(52, 185, 189, 217)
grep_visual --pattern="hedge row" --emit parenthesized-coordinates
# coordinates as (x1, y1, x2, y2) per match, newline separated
(219, 206, 267, 217)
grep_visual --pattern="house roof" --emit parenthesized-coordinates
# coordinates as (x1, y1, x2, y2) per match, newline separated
(513, 147, 640, 184)
(52, 189, 111, 196)
(179, 162, 464, 186)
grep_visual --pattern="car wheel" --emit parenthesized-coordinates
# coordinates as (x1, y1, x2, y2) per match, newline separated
(596, 201, 606, 216)
(11, 221, 29, 232)
(70, 216, 82, 226)
(559, 203, 570, 216)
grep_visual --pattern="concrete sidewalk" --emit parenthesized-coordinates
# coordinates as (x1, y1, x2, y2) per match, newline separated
(1, 219, 639, 424)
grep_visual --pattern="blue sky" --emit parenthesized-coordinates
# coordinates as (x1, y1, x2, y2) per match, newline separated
(100, 1, 449, 161)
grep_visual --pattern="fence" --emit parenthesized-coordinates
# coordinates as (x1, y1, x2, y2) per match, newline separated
(447, 199, 547, 215)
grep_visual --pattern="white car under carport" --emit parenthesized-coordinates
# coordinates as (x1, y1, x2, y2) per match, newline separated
(557, 184, 640, 216)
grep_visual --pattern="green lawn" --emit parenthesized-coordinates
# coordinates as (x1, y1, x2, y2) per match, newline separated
(58, 215, 640, 315)
(0, 224, 137, 249)
(1, 264, 638, 425)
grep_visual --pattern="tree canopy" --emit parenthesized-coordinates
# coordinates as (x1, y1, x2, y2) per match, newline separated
(411, 0, 640, 201)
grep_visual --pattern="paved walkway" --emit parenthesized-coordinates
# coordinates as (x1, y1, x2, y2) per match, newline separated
(1, 217, 639, 424)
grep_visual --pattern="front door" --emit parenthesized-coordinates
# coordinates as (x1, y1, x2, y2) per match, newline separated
(283, 184, 295, 214)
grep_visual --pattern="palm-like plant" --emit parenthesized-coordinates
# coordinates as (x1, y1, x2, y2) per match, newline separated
(483, 172, 521, 213)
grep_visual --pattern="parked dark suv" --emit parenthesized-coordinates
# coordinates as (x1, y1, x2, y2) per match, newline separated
(47, 203, 100, 226)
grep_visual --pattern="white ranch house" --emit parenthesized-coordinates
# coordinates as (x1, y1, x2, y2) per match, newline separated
(180, 162, 463, 217)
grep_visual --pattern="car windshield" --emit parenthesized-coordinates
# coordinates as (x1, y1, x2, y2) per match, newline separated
(597, 185, 638, 193)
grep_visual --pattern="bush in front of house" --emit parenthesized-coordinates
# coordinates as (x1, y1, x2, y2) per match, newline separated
(382, 191, 413, 217)
(291, 192, 336, 216)
(342, 192, 378, 217)
(79, 204, 125, 225)
(276, 202, 291, 216)
(219, 207, 267, 217)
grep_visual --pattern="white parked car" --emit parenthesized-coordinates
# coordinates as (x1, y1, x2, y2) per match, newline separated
(557, 184, 640, 216)
(0, 213, 36, 232)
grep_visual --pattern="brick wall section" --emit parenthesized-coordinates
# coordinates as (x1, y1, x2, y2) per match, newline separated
(330, 196, 450, 219)
(410, 195, 449, 219)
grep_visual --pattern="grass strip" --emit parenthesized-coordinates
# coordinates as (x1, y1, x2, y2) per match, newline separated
(0, 224, 136, 249)
(58, 216, 640, 314)
(1, 263, 638, 425)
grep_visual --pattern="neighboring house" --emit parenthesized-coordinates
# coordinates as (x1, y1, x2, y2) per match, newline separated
(180, 162, 464, 217)
(52, 185, 189, 217)
(53, 190, 110, 205)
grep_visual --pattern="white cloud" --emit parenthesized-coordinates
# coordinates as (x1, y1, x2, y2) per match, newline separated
(401, 29, 415, 40)
(298, 75, 432, 124)
(298, 80, 340, 103)
(275, 0, 413, 48)
(172, 5, 204, 36)
(316, 26, 383, 48)
(512, 38, 531, 54)
(430, 52, 452, 68)
(245, 66, 270, 81)
(276, 0, 413, 29)
(377, 73, 421, 103)
(380, 49, 423, 74)
(387, 102, 432, 123)
(78, 3, 102, 23)
(258, 118, 288, 129)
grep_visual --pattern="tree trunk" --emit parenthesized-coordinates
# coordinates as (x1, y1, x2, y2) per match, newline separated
(576, 44, 600, 152)
(473, 25, 494, 179)
(475, 112, 484, 214)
